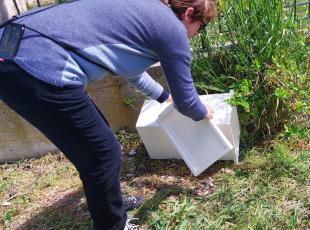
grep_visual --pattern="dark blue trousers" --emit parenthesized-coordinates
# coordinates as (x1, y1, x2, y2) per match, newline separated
(0, 62, 126, 230)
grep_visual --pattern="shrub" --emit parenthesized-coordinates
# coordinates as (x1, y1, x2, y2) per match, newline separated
(191, 0, 309, 145)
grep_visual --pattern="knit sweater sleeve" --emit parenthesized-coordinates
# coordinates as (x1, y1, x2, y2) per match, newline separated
(127, 71, 169, 103)
(151, 21, 207, 121)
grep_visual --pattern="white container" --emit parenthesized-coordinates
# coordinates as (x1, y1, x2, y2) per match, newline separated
(158, 104, 233, 176)
(136, 100, 181, 159)
(200, 92, 240, 162)
(136, 92, 240, 162)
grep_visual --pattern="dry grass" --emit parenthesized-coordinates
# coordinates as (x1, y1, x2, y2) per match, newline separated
(0, 130, 309, 229)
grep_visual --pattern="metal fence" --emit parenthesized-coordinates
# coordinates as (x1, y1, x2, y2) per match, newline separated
(12, 0, 67, 14)
(284, 0, 310, 19)
(12, 0, 310, 20)
(213, 0, 309, 35)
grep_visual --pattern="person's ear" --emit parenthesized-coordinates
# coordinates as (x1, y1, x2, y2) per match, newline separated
(180, 7, 195, 23)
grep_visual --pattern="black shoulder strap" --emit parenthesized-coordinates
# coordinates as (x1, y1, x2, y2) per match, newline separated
(0, 16, 18, 29)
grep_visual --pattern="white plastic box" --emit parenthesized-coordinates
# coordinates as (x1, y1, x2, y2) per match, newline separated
(136, 92, 240, 175)
(136, 100, 180, 159)
(157, 104, 233, 176)
(200, 92, 240, 162)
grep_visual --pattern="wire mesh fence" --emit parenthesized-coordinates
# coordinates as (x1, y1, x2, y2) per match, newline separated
(284, 0, 310, 19)
(214, 0, 309, 34)
(14, 0, 310, 20)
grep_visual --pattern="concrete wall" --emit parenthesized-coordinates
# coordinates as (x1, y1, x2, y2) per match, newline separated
(0, 64, 167, 163)
(0, 0, 27, 23)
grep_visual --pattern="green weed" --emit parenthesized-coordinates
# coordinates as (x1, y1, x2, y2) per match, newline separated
(147, 144, 309, 229)
(191, 0, 309, 145)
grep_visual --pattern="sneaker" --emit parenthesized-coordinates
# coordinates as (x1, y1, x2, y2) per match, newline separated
(92, 217, 139, 230)
(123, 217, 139, 230)
(122, 195, 144, 211)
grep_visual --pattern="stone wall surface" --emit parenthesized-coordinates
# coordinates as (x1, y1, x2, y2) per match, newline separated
(0, 0, 27, 23)
(0, 2, 168, 163)
(0, 64, 167, 163)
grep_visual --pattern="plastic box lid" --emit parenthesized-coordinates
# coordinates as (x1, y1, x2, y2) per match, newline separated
(136, 100, 181, 159)
(158, 104, 233, 176)
(136, 100, 170, 127)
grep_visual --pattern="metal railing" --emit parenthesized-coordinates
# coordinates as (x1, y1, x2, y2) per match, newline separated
(12, 0, 69, 14)
(215, 0, 309, 34)
(284, 0, 310, 19)
(12, 0, 310, 20)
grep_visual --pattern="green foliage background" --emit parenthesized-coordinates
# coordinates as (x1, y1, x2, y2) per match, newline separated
(191, 0, 309, 145)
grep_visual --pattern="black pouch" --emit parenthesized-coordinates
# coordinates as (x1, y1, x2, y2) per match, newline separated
(0, 23, 25, 60)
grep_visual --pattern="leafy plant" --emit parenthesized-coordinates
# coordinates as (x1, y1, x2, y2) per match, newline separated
(122, 97, 139, 111)
(1, 209, 18, 226)
(191, 0, 309, 145)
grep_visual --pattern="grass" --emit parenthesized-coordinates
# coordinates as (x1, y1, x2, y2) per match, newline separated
(4, 0, 310, 229)
(191, 0, 309, 144)
(0, 130, 309, 229)
(146, 147, 309, 229)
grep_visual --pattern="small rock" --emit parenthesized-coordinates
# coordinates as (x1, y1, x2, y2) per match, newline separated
(128, 149, 137, 156)
(220, 168, 234, 175)
(206, 177, 215, 188)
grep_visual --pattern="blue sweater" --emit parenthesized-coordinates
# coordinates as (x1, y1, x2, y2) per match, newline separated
(0, 0, 207, 121)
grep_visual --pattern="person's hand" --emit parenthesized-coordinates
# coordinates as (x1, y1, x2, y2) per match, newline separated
(204, 102, 214, 119)
(165, 94, 173, 103)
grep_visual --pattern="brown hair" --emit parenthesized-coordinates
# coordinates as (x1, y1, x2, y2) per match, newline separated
(161, 0, 217, 22)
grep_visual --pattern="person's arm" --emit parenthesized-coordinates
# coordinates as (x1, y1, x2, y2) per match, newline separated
(152, 23, 208, 121)
(127, 71, 169, 103)
(160, 56, 207, 121)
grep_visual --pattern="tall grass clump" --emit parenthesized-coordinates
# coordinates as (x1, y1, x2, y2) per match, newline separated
(191, 0, 309, 145)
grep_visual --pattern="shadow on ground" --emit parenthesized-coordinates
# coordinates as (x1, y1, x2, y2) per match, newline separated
(121, 144, 236, 180)
(134, 184, 196, 225)
(121, 145, 237, 225)
(11, 144, 236, 229)
(14, 189, 91, 230)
